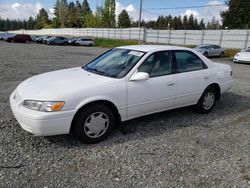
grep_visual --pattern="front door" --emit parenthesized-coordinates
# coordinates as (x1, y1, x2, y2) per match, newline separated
(127, 51, 176, 119)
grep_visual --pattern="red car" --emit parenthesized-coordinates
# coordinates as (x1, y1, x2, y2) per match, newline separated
(6, 34, 32, 43)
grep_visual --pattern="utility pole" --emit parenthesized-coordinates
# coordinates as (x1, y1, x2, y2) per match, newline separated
(138, 0, 143, 44)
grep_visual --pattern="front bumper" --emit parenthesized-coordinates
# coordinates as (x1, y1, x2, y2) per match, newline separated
(10, 90, 75, 136)
(234, 57, 250, 64)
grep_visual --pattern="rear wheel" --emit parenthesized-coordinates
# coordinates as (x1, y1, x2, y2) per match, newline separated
(72, 104, 115, 144)
(195, 87, 216, 113)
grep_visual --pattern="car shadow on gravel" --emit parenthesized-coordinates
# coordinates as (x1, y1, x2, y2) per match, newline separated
(42, 91, 250, 148)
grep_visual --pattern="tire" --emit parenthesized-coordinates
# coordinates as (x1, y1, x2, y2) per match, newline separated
(195, 87, 217, 113)
(72, 104, 115, 144)
(203, 52, 208, 57)
(219, 52, 224, 58)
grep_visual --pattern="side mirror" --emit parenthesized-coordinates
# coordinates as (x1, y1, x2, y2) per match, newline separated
(129, 72, 149, 81)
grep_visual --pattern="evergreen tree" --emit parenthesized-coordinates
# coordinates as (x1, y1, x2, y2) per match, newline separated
(36, 8, 50, 29)
(118, 10, 131, 28)
(183, 15, 188, 29)
(102, 0, 116, 28)
(221, 0, 250, 29)
(81, 0, 92, 27)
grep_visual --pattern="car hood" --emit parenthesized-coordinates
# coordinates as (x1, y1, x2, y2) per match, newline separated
(16, 67, 116, 101)
(237, 52, 250, 58)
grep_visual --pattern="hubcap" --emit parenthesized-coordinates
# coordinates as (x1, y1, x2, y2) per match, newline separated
(84, 112, 109, 138)
(203, 92, 215, 110)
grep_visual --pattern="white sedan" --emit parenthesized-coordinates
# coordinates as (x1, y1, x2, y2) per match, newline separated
(234, 48, 250, 64)
(10, 45, 233, 144)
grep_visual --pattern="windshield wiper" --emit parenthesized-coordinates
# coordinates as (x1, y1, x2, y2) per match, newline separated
(83, 66, 115, 77)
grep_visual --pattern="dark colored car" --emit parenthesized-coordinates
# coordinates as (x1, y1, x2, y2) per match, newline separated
(42, 36, 52, 44)
(46, 37, 68, 45)
(67, 37, 80, 45)
(6, 34, 32, 43)
(35, 36, 47, 43)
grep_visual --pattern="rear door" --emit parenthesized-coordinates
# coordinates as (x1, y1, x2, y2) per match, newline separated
(173, 50, 211, 107)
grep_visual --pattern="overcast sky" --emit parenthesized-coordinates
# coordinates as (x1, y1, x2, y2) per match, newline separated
(0, 0, 228, 23)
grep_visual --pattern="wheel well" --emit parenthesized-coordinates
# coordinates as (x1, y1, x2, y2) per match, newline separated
(207, 83, 221, 100)
(70, 100, 121, 134)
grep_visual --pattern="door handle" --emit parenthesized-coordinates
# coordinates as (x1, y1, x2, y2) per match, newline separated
(204, 76, 209, 80)
(167, 82, 175, 86)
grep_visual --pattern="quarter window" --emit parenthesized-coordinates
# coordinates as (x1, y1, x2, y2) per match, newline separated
(174, 51, 206, 73)
(138, 51, 172, 77)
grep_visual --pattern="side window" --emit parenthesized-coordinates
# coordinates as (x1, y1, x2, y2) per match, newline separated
(138, 51, 172, 77)
(174, 51, 206, 73)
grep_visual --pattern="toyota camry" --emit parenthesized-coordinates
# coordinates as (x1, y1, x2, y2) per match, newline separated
(10, 45, 233, 144)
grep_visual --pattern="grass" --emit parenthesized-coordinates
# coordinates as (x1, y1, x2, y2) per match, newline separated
(94, 38, 240, 58)
(224, 48, 240, 58)
(94, 38, 138, 48)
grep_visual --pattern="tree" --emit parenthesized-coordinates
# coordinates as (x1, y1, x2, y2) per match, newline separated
(53, 0, 68, 28)
(27, 16, 36, 29)
(85, 13, 98, 27)
(188, 14, 194, 29)
(81, 0, 92, 27)
(183, 15, 188, 29)
(36, 8, 50, 29)
(67, 2, 78, 27)
(221, 0, 250, 29)
(199, 19, 205, 30)
(118, 10, 131, 28)
(102, 0, 116, 28)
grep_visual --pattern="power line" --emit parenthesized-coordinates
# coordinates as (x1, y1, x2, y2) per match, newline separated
(145, 3, 228, 10)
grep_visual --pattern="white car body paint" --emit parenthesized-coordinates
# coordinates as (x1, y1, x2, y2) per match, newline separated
(234, 52, 250, 64)
(10, 45, 234, 136)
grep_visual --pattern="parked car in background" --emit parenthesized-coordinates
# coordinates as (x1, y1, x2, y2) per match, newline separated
(234, 48, 250, 64)
(75, 38, 94, 46)
(42, 36, 53, 44)
(68, 37, 80, 45)
(35, 36, 47, 43)
(10, 45, 233, 144)
(3, 33, 16, 41)
(194, 44, 224, 57)
(46, 36, 68, 45)
(0, 33, 7, 40)
(31, 35, 39, 42)
(6, 34, 32, 43)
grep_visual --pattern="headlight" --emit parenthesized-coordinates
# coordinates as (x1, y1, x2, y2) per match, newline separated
(23, 100, 65, 112)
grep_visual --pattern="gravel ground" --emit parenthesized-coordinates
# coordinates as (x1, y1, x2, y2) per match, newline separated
(0, 41, 250, 187)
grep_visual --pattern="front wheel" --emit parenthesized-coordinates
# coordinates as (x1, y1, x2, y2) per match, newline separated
(72, 104, 115, 144)
(219, 52, 224, 58)
(203, 52, 208, 57)
(195, 87, 216, 113)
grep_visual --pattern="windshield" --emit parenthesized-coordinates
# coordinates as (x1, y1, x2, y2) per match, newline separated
(83, 48, 145, 78)
(244, 49, 250, 52)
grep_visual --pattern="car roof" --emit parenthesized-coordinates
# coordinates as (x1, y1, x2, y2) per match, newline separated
(116, 45, 191, 53)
